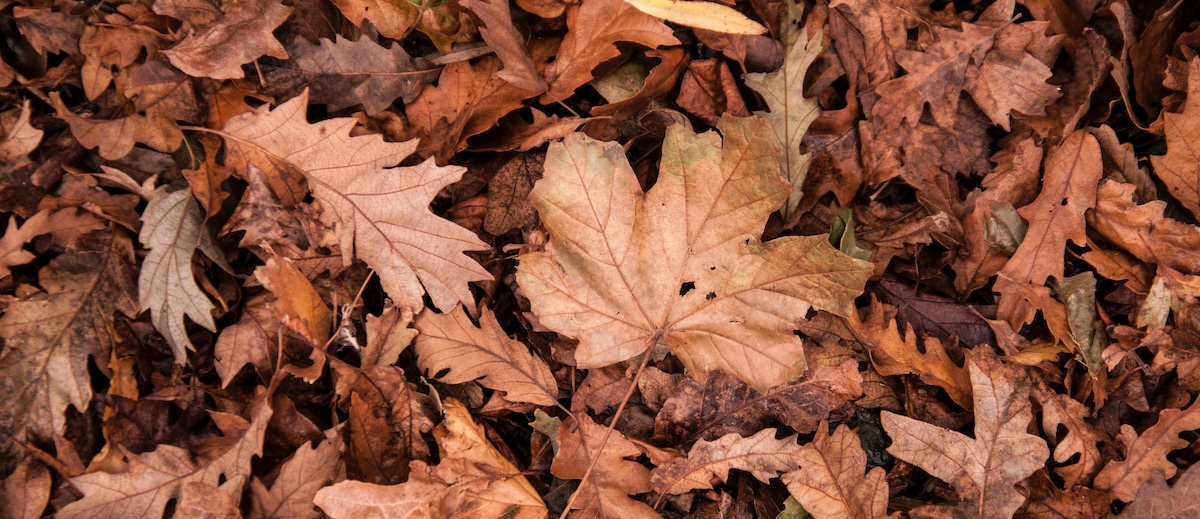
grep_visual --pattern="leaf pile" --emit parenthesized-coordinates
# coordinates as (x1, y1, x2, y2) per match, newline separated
(1, 0, 1200, 517)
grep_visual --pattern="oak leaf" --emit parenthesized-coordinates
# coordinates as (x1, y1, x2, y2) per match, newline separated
(0, 230, 138, 441)
(1150, 57, 1200, 220)
(214, 90, 492, 313)
(1089, 181, 1200, 276)
(57, 396, 273, 518)
(782, 422, 895, 519)
(1115, 464, 1200, 518)
(1094, 396, 1200, 502)
(652, 428, 802, 495)
(250, 436, 341, 519)
(138, 187, 229, 362)
(314, 399, 547, 518)
(413, 305, 558, 406)
(517, 116, 872, 392)
(743, 3, 821, 220)
(542, 0, 678, 100)
(362, 304, 417, 369)
(881, 351, 1049, 519)
(160, 0, 291, 80)
(0, 209, 103, 279)
(1033, 381, 1106, 488)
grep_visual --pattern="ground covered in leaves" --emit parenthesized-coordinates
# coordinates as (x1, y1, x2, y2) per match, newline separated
(0, 0, 1199, 517)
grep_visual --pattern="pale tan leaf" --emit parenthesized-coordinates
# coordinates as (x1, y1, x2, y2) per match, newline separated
(138, 187, 227, 362)
(623, 0, 766, 35)
(0, 457, 51, 519)
(783, 422, 895, 519)
(0, 100, 44, 163)
(1094, 396, 1200, 502)
(215, 90, 492, 312)
(553, 413, 658, 518)
(517, 116, 872, 392)
(414, 306, 558, 406)
(881, 351, 1048, 519)
(250, 436, 341, 519)
(652, 428, 802, 495)
(57, 397, 273, 519)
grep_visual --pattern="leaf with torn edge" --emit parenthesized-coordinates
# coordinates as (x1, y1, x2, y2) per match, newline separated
(138, 187, 229, 363)
(413, 305, 558, 406)
(652, 428, 802, 495)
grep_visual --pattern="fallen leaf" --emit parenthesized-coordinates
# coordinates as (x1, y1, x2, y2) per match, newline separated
(782, 422, 896, 519)
(1115, 464, 1200, 518)
(0, 209, 103, 279)
(1088, 180, 1200, 276)
(1033, 380, 1107, 488)
(1094, 396, 1200, 502)
(0, 100, 44, 164)
(215, 90, 492, 313)
(175, 481, 243, 519)
(881, 350, 1049, 519)
(553, 412, 658, 517)
(623, 0, 766, 35)
(652, 428, 802, 495)
(0, 457, 51, 519)
(1152, 58, 1200, 220)
(255, 254, 333, 346)
(518, 115, 872, 392)
(249, 435, 341, 519)
(463, 0, 546, 92)
(160, 0, 291, 80)
(362, 304, 416, 369)
(138, 187, 228, 362)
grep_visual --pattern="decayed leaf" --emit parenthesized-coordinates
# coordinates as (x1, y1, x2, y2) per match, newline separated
(518, 116, 872, 392)
(782, 422, 895, 519)
(0, 230, 137, 441)
(57, 396, 273, 518)
(314, 399, 547, 518)
(276, 36, 441, 114)
(1094, 396, 1200, 502)
(250, 436, 341, 519)
(413, 306, 558, 406)
(553, 413, 658, 517)
(743, 3, 820, 220)
(1116, 464, 1200, 518)
(623, 0, 766, 35)
(138, 187, 228, 362)
(652, 428, 802, 495)
(881, 351, 1049, 519)
(215, 90, 491, 313)
(1152, 58, 1200, 220)
(175, 481, 243, 519)
(542, 0, 678, 100)
(50, 92, 184, 161)
(160, 0, 291, 80)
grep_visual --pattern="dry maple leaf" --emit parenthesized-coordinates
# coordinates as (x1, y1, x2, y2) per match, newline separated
(314, 399, 547, 518)
(652, 428, 802, 496)
(542, 0, 679, 100)
(138, 187, 229, 362)
(213, 90, 492, 313)
(0, 230, 137, 441)
(782, 422, 895, 519)
(517, 115, 872, 392)
(160, 0, 291, 80)
(57, 395, 273, 518)
(1094, 396, 1200, 502)
(743, 3, 821, 221)
(413, 305, 558, 406)
(552, 412, 658, 517)
(1152, 57, 1200, 220)
(881, 350, 1049, 519)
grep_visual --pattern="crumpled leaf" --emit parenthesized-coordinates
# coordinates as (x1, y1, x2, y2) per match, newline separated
(215, 90, 492, 313)
(782, 422, 896, 519)
(413, 305, 558, 406)
(652, 428, 802, 495)
(881, 350, 1049, 519)
(0, 229, 137, 441)
(1087, 180, 1200, 276)
(160, 0, 291, 80)
(743, 3, 820, 220)
(57, 396, 273, 519)
(463, 0, 545, 92)
(1094, 396, 1200, 502)
(314, 399, 547, 518)
(518, 115, 872, 392)
(138, 187, 229, 362)
(1032, 381, 1106, 488)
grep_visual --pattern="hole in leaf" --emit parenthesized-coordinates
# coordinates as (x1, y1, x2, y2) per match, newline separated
(706, 292, 716, 300)
(679, 282, 696, 296)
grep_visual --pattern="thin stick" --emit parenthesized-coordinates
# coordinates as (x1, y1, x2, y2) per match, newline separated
(557, 349, 654, 518)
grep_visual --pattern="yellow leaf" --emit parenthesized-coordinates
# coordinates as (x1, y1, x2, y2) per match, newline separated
(623, 0, 767, 35)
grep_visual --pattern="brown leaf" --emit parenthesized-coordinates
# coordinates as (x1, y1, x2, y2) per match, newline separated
(57, 396, 273, 518)
(50, 91, 184, 161)
(1115, 464, 1200, 518)
(0, 209, 104, 279)
(678, 58, 751, 126)
(1088, 180, 1200, 276)
(331, 364, 437, 484)
(250, 436, 341, 519)
(463, 0, 546, 92)
(782, 422, 896, 519)
(553, 413, 658, 517)
(471, 108, 589, 153)
(1033, 380, 1107, 488)
(881, 351, 1049, 519)
(484, 152, 543, 235)
(314, 399, 547, 518)
(362, 304, 416, 369)
(414, 306, 557, 406)
(215, 90, 492, 313)
(1094, 396, 1200, 502)
(271, 36, 441, 115)
(1152, 57, 1200, 220)
(0, 457, 51, 519)
(255, 254, 333, 346)
(0, 229, 137, 441)
(542, 0, 678, 100)
(13, 6, 85, 56)
(0, 101, 44, 164)
(518, 115, 871, 392)
(652, 428, 802, 495)
(160, 0, 291, 80)
(176, 481, 243, 519)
